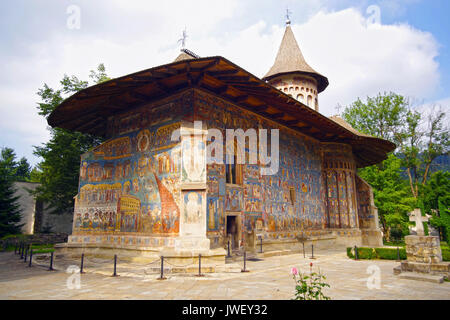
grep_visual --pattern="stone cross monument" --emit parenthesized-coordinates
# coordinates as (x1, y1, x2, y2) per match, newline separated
(408, 208, 429, 236)
(394, 208, 449, 283)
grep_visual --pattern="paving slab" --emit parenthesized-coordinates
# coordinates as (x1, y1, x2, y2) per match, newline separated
(1, 250, 449, 300)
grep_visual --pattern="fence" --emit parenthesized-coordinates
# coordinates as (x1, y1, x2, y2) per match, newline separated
(10, 241, 253, 279)
(10, 238, 319, 278)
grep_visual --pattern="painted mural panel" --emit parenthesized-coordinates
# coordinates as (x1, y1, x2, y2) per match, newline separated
(346, 172, 357, 228)
(181, 135, 206, 183)
(327, 171, 340, 228)
(73, 92, 193, 239)
(195, 89, 326, 241)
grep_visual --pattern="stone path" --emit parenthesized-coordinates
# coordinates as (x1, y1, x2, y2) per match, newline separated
(0, 250, 449, 300)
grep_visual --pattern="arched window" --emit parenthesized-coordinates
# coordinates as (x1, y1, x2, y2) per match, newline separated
(307, 95, 312, 106)
(297, 94, 304, 103)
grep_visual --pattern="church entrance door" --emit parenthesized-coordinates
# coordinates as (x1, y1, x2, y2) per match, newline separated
(226, 215, 240, 249)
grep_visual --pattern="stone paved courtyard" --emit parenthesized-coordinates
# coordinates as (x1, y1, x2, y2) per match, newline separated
(0, 249, 449, 300)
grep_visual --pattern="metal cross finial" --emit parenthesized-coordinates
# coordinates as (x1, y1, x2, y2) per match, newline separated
(286, 8, 292, 25)
(178, 27, 188, 50)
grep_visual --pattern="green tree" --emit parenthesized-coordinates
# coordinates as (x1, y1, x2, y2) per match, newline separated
(0, 149, 23, 237)
(397, 106, 450, 198)
(358, 153, 415, 238)
(15, 157, 32, 182)
(0, 147, 32, 182)
(421, 171, 450, 241)
(33, 64, 109, 214)
(343, 92, 449, 199)
(341, 92, 410, 144)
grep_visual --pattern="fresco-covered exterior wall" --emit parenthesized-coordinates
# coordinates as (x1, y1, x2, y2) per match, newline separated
(67, 88, 382, 250)
(195, 89, 327, 249)
(69, 91, 194, 248)
(322, 143, 359, 230)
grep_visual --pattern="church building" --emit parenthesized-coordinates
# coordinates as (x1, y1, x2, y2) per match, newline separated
(48, 19, 395, 261)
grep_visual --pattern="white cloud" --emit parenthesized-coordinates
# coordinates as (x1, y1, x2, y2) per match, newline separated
(0, 4, 443, 165)
(288, 8, 440, 115)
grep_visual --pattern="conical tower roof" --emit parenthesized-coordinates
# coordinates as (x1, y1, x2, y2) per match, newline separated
(263, 25, 328, 92)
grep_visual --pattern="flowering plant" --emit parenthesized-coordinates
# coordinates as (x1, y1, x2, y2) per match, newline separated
(291, 263, 330, 300)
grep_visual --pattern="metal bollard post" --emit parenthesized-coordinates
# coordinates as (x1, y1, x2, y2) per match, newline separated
(157, 256, 166, 280)
(354, 245, 359, 260)
(20, 243, 24, 259)
(310, 244, 316, 259)
(196, 254, 204, 277)
(24, 245, 29, 262)
(226, 240, 231, 258)
(48, 252, 54, 271)
(28, 248, 33, 267)
(241, 251, 250, 273)
(14, 242, 17, 255)
(397, 247, 400, 261)
(260, 237, 263, 253)
(80, 253, 85, 274)
(112, 255, 119, 277)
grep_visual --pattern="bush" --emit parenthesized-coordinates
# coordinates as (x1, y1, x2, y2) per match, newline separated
(389, 228, 403, 242)
(375, 247, 407, 260)
(347, 247, 406, 260)
(442, 248, 450, 261)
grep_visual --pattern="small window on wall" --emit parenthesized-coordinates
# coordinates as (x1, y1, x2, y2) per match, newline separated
(226, 142, 243, 185)
(289, 187, 296, 205)
(226, 163, 243, 185)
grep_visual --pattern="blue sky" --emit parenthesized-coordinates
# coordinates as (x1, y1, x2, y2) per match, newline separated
(0, 0, 449, 166)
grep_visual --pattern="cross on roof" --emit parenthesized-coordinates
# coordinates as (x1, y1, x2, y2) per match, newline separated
(178, 28, 188, 50)
(286, 8, 292, 25)
(408, 208, 429, 236)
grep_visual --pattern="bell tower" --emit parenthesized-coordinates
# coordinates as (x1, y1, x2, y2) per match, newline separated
(263, 14, 328, 112)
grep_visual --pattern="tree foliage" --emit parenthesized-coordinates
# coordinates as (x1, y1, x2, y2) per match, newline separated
(32, 64, 109, 214)
(343, 92, 449, 199)
(342, 92, 449, 240)
(358, 153, 415, 237)
(0, 148, 24, 237)
(0, 147, 32, 182)
(421, 171, 450, 241)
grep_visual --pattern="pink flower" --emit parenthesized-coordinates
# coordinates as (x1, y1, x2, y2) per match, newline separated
(291, 267, 298, 276)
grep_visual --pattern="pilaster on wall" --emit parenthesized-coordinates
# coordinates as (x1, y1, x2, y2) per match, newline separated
(355, 175, 383, 246)
(174, 120, 211, 253)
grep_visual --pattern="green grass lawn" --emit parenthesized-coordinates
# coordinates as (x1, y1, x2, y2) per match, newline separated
(1, 243, 55, 254)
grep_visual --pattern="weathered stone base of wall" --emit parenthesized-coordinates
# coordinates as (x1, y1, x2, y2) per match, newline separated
(55, 243, 160, 263)
(245, 228, 365, 254)
(57, 234, 227, 266)
(55, 242, 226, 267)
(361, 229, 383, 247)
(405, 235, 442, 263)
(68, 234, 176, 249)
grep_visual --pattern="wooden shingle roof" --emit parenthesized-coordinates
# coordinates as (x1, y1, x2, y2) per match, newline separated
(263, 25, 328, 93)
(48, 56, 395, 167)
